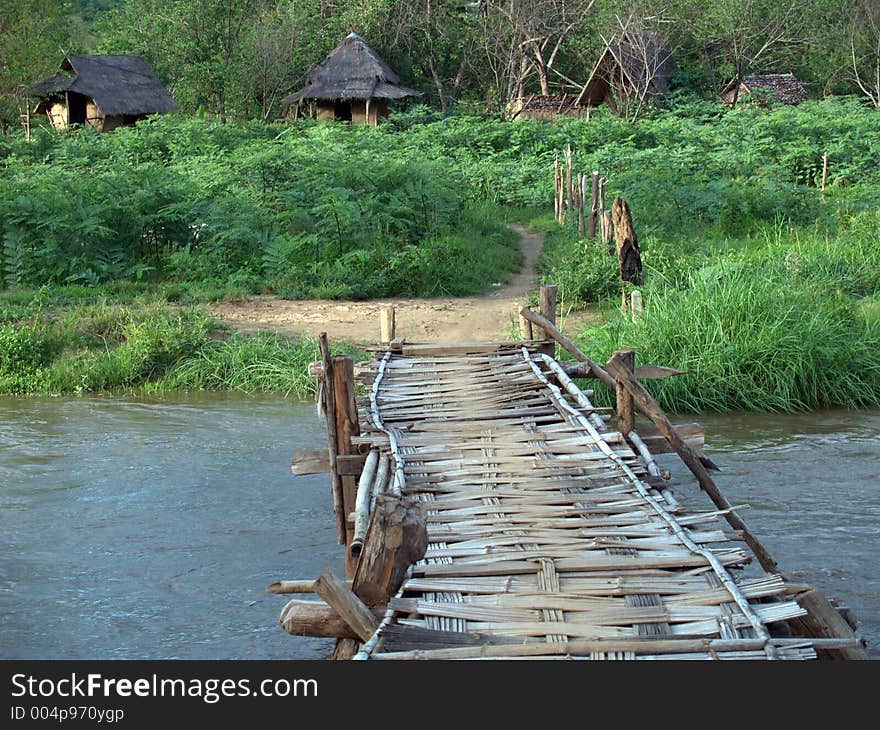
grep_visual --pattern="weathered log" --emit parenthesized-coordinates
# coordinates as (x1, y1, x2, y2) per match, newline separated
(313, 570, 379, 642)
(290, 449, 330, 476)
(352, 493, 428, 607)
(604, 351, 778, 574)
(601, 209, 614, 252)
(279, 599, 384, 638)
(612, 196, 643, 285)
(786, 589, 869, 660)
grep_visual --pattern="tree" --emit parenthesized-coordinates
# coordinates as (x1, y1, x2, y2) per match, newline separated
(0, 0, 70, 134)
(483, 0, 595, 99)
(851, 0, 880, 107)
(686, 0, 806, 102)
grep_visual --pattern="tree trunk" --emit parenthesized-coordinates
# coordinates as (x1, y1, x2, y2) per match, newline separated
(612, 196, 643, 285)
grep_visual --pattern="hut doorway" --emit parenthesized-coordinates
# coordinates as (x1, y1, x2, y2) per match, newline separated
(68, 93, 87, 126)
(333, 100, 352, 121)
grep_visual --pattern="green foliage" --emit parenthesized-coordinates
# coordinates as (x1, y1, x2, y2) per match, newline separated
(0, 288, 342, 396)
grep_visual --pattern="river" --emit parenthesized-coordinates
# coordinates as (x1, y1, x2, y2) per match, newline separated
(0, 395, 876, 659)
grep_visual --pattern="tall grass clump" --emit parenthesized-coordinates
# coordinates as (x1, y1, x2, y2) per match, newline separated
(576, 265, 880, 413)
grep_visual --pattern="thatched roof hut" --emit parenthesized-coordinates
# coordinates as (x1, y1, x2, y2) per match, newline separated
(30, 54, 177, 132)
(722, 73, 807, 106)
(576, 32, 674, 111)
(283, 33, 422, 125)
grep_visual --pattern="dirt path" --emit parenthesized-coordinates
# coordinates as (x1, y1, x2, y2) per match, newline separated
(207, 225, 594, 343)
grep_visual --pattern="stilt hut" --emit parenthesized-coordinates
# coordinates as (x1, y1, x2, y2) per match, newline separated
(575, 32, 674, 112)
(721, 73, 807, 106)
(30, 55, 177, 132)
(283, 33, 422, 125)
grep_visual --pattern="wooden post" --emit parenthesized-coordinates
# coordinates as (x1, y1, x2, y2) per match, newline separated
(539, 285, 557, 357)
(334, 493, 428, 659)
(613, 349, 635, 436)
(332, 355, 360, 577)
(630, 290, 643, 321)
(602, 210, 614, 252)
(553, 156, 560, 223)
(604, 353, 779, 574)
(588, 170, 600, 239)
(518, 311, 533, 340)
(379, 305, 396, 344)
(279, 599, 384, 638)
(787, 589, 869, 660)
(314, 571, 379, 642)
(612, 196, 643, 285)
(564, 144, 573, 215)
(821, 152, 829, 192)
(318, 334, 346, 545)
(577, 174, 586, 237)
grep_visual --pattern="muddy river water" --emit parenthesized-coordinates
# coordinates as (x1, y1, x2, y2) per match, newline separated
(1, 395, 877, 659)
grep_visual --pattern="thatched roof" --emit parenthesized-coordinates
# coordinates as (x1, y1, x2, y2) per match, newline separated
(31, 55, 178, 116)
(578, 31, 674, 105)
(284, 33, 422, 104)
(723, 73, 807, 105)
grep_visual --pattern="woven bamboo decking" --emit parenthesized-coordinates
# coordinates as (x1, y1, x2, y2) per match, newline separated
(348, 344, 813, 660)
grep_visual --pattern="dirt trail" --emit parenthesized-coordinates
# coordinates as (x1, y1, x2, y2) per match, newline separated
(207, 224, 594, 343)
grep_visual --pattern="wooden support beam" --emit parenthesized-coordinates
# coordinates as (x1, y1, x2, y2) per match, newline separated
(318, 334, 345, 544)
(560, 360, 686, 381)
(313, 570, 379, 642)
(268, 578, 353, 595)
(290, 449, 330, 475)
(331, 354, 360, 577)
(604, 351, 779, 574)
(614, 349, 635, 435)
(352, 493, 428, 606)
(787, 588, 869, 660)
(520, 307, 615, 389)
(279, 598, 384, 638)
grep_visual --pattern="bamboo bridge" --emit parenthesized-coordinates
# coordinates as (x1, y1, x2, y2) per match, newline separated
(271, 286, 868, 660)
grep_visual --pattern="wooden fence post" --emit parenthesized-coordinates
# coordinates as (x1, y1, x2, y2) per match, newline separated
(613, 349, 635, 436)
(379, 305, 396, 344)
(331, 355, 360, 578)
(539, 285, 557, 357)
(588, 170, 600, 239)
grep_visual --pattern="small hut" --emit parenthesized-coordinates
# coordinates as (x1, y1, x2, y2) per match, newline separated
(283, 33, 422, 125)
(721, 73, 807, 106)
(30, 55, 177, 132)
(506, 94, 592, 121)
(575, 32, 674, 111)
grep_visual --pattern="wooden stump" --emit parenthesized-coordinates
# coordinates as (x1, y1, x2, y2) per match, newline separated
(612, 197, 643, 285)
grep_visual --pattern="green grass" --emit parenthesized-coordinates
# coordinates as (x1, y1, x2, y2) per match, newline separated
(574, 263, 880, 413)
(0, 290, 349, 396)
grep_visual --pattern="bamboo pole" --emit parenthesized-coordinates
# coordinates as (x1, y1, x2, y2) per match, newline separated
(350, 448, 380, 558)
(603, 351, 779, 574)
(564, 144, 573, 215)
(369, 636, 862, 661)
